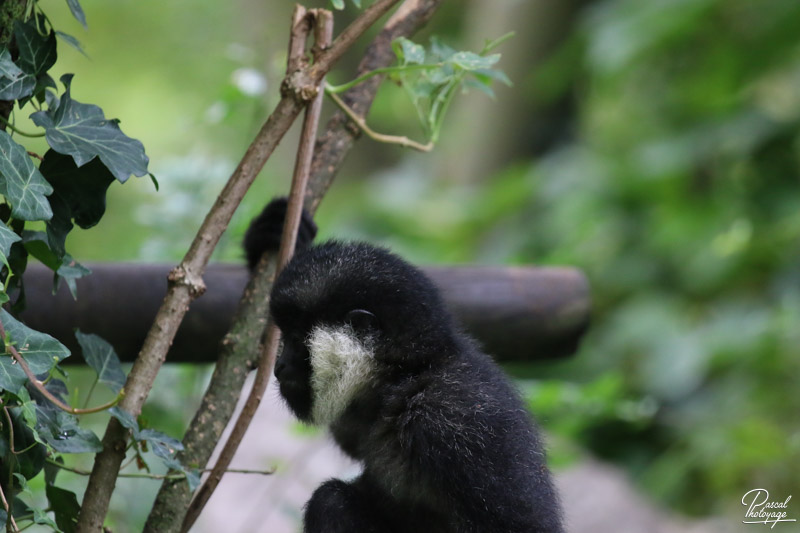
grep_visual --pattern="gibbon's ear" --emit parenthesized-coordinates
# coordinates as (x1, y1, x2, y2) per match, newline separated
(344, 309, 379, 335)
(244, 197, 318, 272)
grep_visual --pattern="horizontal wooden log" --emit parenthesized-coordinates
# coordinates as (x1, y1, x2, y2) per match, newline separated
(20, 263, 590, 364)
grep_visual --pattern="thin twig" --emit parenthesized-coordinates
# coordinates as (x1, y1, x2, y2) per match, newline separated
(326, 86, 433, 151)
(0, 482, 19, 533)
(0, 115, 44, 138)
(46, 458, 274, 479)
(145, 2, 439, 531)
(325, 63, 443, 94)
(0, 321, 121, 415)
(74, 2, 401, 529)
(180, 11, 333, 532)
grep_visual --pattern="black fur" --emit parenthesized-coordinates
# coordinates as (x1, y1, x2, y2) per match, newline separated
(243, 197, 317, 271)
(244, 201, 563, 532)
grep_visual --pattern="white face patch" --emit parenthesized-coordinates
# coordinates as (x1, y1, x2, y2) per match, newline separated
(307, 325, 375, 426)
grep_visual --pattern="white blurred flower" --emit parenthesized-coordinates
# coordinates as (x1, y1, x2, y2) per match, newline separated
(231, 67, 267, 96)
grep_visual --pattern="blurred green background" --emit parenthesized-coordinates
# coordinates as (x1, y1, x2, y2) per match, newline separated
(24, 0, 800, 529)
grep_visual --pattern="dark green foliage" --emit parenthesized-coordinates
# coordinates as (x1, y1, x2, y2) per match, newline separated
(0, 1, 186, 528)
(46, 485, 80, 533)
(76, 330, 126, 393)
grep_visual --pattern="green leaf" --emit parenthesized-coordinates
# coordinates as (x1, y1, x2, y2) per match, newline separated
(65, 0, 88, 28)
(46, 485, 80, 533)
(109, 406, 140, 440)
(463, 78, 496, 99)
(44, 456, 64, 486)
(0, 130, 54, 221)
(388, 36, 510, 144)
(56, 254, 91, 299)
(474, 68, 513, 87)
(16, 386, 37, 428)
(429, 37, 457, 61)
(45, 193, 72, 260)
(0, 497, 35, 526)
(351, 0, 361, 7)
(394, 38, 426, 65)
(40, 149, 116, 231)
(139, 428, 184, 470)
(0, 220, 22, 259)
(0, 308, 71, 375)
(55, 31, 88, 58)
(2, 409, 46, 480)
(448, 51, 500, 71)
(76, 331, 126, 394)
(22, 230, 60, 270)
(30, 75, 150, 183)
(0, 48, 35, 100)
(35, 406, 103, 453)
(14, 20, 58, 77)
(330, 0, 345, 9)
(0, 358, 27, 393)
(33, 506, 64, 532)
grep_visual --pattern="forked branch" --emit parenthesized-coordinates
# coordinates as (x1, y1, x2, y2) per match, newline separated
(75, 1, 401, 530)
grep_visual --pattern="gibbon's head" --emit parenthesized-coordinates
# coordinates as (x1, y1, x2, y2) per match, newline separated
(269, 241, 457, 424)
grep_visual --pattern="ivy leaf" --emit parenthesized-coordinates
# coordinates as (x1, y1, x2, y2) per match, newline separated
(393, 37, 426, 65)
(139, 428, 184, 470)
(448, 51, 500, 71)
(109, 407, 136, 430)
(330, 0, 345, 9)
(55, 31, 88, 58)
(474, 67, 512, 87)
(0, 130, 54, 221)
(76, 330, 126, 394)
(35, 406, 103, 453)
(109, 406, 140, 440)
(132, 426, 199, 489)
(22, 230, 90, 297)
(32, 509, 61, 531)
(23, 230, 59, 270)
(44, 456, 64, 486)
(463, 78, 496, 99)
(0, 357, 27, 391)
(16, 386, 37, 428)
(0, 49, 35, 100)
(14, 20, 58, 77)
(56, 254, 91, 299)
(46, 485, 80, 533)
(40, 149, 116, 231)
(0, 309, 71, 375)
(0, 221, 22, 260)
(2, 409, 46, 480)
(30, 74, 150, 183)
(65, 0, 88, 28)
(45, 193, 72, 260)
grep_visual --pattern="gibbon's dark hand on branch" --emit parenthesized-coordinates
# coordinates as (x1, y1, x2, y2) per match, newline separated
(244, 199, 564, 533)
(243, 197, 318, 272)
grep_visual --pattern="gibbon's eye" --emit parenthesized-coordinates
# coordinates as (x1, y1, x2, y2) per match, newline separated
(344, 309, 379, 333)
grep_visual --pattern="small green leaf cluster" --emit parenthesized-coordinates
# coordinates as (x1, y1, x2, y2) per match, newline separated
(0, 1, 185, 529)
(390, 34, 512, 144)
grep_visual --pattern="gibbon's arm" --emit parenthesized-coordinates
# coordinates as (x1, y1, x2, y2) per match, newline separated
(243, 197, 318, 271)
(385, 373, 563, 533)
(304, 478, 391, 533)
